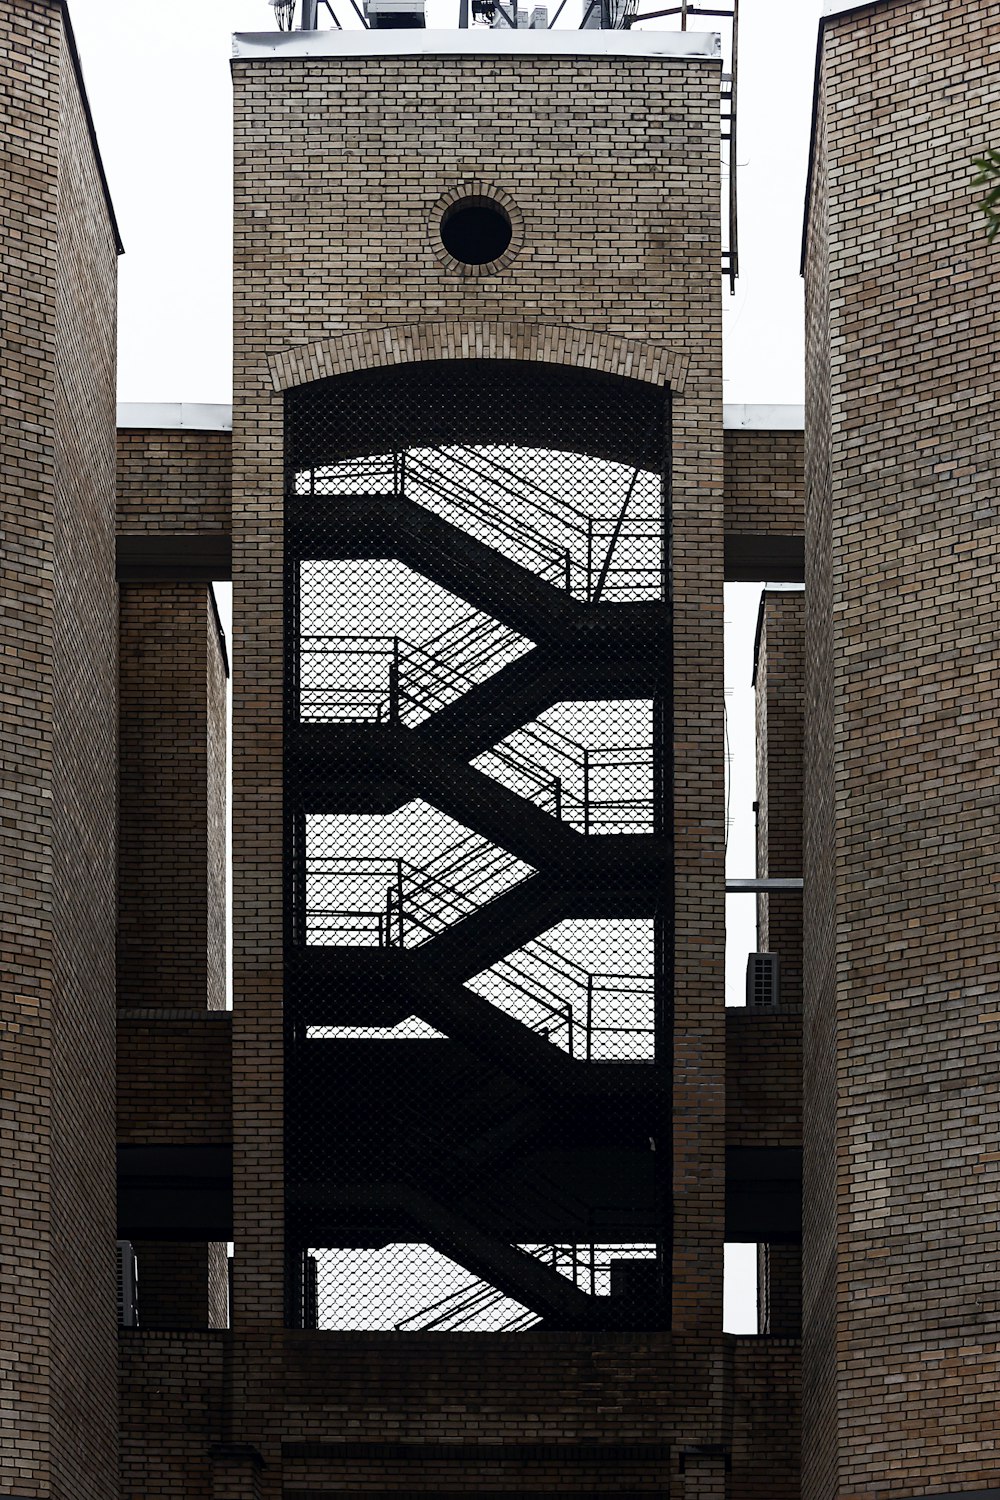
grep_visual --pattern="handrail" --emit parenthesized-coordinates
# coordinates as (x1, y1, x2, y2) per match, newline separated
(296, 439, 664, 603)
(304, 845, 654, 1057)
(299, 632, 655, 832)
(393, 1237, 657, 1332)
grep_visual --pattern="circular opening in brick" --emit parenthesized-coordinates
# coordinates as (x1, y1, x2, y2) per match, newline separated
(440, 197, 512, 266)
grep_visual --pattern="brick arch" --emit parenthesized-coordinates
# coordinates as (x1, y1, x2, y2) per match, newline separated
(268, 320, 689, 395)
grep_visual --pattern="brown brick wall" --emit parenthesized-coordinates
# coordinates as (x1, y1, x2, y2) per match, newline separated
(1, 3, 119, 1494)
(116, 428, 232, 534)
(724, 430, 804, 536)
(51, 25, 120, 1492)
(804, 1, 1000, 1493)
(118, 584, 227, 1011)
(116, 1012, 232, 1146)
(119, 1330, 798, 1497)
(802, 43, 839, 1500)
(730, 1338, 800, 1497)
(754, 591, 804, 1007)
(1, 6, 62, 1485)
(725, 1010, 800, 1150)
(131, 1243, 229, 1332)
(119, 1332, 224, 1500)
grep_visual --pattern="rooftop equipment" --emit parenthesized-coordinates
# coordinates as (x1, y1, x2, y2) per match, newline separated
(365, 0, 427, 24)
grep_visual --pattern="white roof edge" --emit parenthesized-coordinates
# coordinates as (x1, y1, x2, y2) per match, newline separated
(117, 401, 800, 433)
(116, 402, 233, 432)
(822, 0, 890, 14)
(723, 404, 804, 431)
(232, 28, 721, 61)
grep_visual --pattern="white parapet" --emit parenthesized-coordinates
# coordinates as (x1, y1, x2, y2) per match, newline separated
(116, 402, 233, 431)
(232, 27, 720, 60)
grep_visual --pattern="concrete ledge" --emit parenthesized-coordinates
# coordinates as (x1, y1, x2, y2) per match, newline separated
(723, 403, 803, 430)
(117, 401, 804, 433)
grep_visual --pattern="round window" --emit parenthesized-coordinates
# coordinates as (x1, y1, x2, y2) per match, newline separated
(440, 197, 513, 267)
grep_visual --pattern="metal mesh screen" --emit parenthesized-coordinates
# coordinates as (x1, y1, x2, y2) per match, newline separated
(284, 360, 672, 1332)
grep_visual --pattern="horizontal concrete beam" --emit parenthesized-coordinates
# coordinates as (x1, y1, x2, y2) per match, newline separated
(231, 28, 721, 61)
(116, 533, 232, 583)
(117, 1145, 233, 1241)
(725, 1146, 801, 1243)
(727, 878, 803, 894)
(724, 533, 804, 583)
(116, 401, 232, 431)
(116, 401, 804, 434)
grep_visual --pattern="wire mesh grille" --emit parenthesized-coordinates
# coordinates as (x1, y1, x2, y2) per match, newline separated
(284, 360, 672, 1333)
(468, 919, 654, 1062)
(304, 1242, 657, 1332)
(298, 560, 533, 724)
(296, 444, 662, 604)
(303, 802, 534, 948)
(472, 699, 654, 834)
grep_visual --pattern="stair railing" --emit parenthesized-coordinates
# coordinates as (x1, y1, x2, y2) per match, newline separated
(475, 937, 654, 1062)
(302, 441, 664, 602)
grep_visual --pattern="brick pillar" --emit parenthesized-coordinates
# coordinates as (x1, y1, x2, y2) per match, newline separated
(681, 1450, 730, 1499)
(753, 590, 803, 1008)
(134, 1241, 229, 1329)
(211, 1443, 264, 1500)
(118, 583, 229, 1326)
(757, 1242, 801, 1338)
(118, 582, 227, 1013)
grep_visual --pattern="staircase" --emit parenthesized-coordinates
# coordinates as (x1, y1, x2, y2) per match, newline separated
(284, 413, 671, 1333)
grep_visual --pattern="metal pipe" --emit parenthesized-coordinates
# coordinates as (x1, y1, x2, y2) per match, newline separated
(390, 635, 400, 724)
(583, 748, 590, 836)
(726, 877, 802, 893)
(300, 0, 319, 25)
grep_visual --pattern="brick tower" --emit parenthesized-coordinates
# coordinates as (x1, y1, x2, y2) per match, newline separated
(225, 20, 742, 1493)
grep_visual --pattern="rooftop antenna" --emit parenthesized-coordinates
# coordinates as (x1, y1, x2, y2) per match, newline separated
(270, 0, 298, 26)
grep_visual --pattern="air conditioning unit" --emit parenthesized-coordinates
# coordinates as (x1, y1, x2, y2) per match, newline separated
(746, 952, 780, 1010)
(364, 0, 426, 27)
(117, 1240, 138, 1328)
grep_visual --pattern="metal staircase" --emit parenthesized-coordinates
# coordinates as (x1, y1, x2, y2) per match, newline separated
(283, 359, 672, 1332)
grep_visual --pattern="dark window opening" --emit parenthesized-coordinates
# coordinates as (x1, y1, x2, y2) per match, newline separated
(440, 197, 513, 266)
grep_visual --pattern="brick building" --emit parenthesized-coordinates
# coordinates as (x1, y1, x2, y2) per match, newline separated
(0, 0, 997, 1496)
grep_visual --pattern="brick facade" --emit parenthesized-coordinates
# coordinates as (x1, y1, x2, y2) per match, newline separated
(0, 3, 119, 1495)
(724, 430, 804, 537)
(226, 33, 728, 1497)
(116, 428, 232, 535)
(803, 0, 1000, 1493)
(119, 1330, 798, 1498)
(118, 584, 228, 1012)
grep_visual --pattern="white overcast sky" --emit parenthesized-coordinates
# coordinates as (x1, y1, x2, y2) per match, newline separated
(67, 0, 824, 405)
(68, 0, 823, 1329)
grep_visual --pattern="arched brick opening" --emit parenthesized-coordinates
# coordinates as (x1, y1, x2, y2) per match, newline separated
(269, 319, 689, 396)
